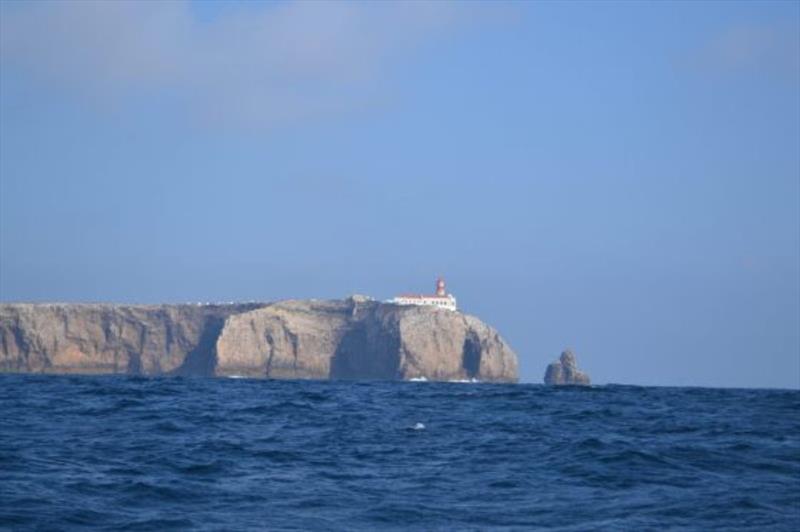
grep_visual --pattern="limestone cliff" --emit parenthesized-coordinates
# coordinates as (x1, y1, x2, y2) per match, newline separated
(0, 303, 259, 375)
(0, 299, 518, 382)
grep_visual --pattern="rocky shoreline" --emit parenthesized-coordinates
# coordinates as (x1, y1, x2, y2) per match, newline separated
(0, 298, 518, 383)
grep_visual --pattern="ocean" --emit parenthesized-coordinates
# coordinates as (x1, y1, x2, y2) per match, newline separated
(1, 375, 798, 531)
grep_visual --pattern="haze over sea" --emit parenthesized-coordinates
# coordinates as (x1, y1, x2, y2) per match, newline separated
(2, 375, 798, 530)
(1, 0, 798, 389)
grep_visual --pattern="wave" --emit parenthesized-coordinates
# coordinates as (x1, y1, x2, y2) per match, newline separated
(0, 374, 797, 530)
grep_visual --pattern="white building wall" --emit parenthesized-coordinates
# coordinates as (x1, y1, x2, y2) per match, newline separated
(390, 295, 457, 312)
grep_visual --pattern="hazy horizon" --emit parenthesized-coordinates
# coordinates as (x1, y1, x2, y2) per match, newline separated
(1, 0, 798, 389)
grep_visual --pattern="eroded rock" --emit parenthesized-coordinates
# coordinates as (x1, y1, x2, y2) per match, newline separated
(0, 303, 259, 375)
(0, 299, 519, 382)
(544, 349, 590, 385)
(216, 299, 517, 382)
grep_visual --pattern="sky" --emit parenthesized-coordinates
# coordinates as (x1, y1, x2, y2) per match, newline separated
(1, 0, 798, 388)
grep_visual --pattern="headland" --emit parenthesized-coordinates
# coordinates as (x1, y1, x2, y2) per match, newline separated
(0, 297, 518, 382)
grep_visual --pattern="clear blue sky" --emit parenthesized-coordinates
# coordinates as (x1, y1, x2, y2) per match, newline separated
(1, 1, 798, 388)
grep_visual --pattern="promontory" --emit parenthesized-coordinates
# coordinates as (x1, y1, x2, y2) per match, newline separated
(0, 298, 518, 382)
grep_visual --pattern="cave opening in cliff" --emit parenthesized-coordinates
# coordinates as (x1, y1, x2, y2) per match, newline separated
(462, 334, 481, 379)
(174, 317, 226, 377)
(127, 353, 142, 375)
(330, 324, 400, 380)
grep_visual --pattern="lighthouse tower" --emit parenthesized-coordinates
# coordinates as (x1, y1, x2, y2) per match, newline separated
(436, 277, 447, 296)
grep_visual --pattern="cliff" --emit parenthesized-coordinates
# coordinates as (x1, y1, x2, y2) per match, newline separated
(0, 303, 260, 375)
(0, 299, 518, 382)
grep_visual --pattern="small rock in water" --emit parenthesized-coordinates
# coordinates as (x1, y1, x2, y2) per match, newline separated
(544, 349, 591, 385)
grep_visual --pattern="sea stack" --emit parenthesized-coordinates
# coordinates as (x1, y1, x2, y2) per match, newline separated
(544, 349, 590, 385)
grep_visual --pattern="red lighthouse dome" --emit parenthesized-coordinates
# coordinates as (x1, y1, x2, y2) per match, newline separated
(436, 277, 446, 297)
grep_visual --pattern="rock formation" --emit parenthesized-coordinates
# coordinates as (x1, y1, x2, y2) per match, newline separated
(0, 303, 260, 375)
(0, 298, 518, 382)
(544, 349, 590, 385)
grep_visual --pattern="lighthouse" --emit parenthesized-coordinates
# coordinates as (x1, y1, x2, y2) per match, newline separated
(436, 277, 446, 297)
(388, 277, 458, 312)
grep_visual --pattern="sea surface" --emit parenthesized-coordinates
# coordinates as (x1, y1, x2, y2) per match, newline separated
(1, 375, 798, 531)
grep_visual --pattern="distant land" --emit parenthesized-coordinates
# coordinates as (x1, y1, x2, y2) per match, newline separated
(0, 297, 518, 382)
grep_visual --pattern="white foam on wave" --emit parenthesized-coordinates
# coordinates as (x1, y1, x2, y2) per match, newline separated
(408, 376, 428, 382)
(412, 422, 426, 430)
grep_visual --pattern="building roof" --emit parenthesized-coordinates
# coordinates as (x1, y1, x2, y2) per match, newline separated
(396, 294, 453, 299)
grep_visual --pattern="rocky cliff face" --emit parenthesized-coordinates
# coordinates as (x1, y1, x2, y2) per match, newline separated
(0, 299, 518, 382)
(544, 349, 590, 385)
(0, 303, 260, 375)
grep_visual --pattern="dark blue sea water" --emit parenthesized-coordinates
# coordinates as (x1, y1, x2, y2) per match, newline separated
(1, 375, 798, 531)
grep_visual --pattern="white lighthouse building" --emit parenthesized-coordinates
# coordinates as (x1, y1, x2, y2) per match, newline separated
(390, 277, 457, 312)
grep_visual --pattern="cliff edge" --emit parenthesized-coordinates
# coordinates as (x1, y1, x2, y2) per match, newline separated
(0, 299, 518, 382)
